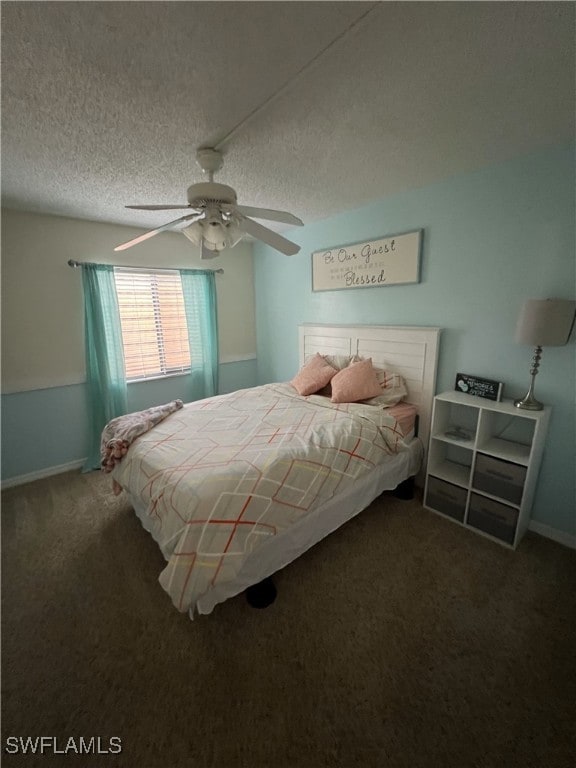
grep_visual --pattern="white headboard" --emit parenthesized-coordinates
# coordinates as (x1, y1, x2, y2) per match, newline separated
(298, 324, 441, 466)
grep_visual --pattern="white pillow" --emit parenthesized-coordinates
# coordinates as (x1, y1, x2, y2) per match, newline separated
(322, 354, 356, 371)
(362, 369, 408, 406)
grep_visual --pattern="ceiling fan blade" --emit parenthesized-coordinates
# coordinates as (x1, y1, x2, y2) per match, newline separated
(235, 205, 303, 226)
(125, 205, 195, 211)
(114, 213, 201, 252)
(237, 215, 300, 256)
(201, 239, 219, 260)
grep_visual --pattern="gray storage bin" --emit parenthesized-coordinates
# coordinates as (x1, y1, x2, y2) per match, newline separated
(468, 493, 518, 545)
(425, 476, 467, 522)
(473, 454, 526, 505)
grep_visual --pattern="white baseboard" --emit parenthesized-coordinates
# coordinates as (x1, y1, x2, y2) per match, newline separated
(528, 520, 576, 550)
(1, 459, 86, 490)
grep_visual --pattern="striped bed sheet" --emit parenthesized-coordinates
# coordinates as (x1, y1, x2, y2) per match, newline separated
(386, 401, 418, 439)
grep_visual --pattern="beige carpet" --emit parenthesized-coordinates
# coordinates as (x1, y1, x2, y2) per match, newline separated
(2, 470, 575, 768)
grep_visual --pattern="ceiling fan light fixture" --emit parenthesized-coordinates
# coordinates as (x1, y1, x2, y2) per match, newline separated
(181, 216, 245, 252)
(181, 221, 204, 246)
(180, 221, 231, 252)
(203, 220, 229, 251)
(225, 221, 244, 248)
(115, 147, 303, 255)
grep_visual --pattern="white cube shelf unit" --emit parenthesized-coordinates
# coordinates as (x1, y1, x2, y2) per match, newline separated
(424, 391, 550, 549)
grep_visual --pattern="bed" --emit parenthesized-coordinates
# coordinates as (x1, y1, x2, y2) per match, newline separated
(111, 324, 441, 618)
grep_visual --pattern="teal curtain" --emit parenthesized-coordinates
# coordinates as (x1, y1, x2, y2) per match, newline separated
(81, 264, 128, 471)
(180, 269, 219, 400)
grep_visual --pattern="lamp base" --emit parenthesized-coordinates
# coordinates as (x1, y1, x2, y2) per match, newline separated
(514, 392, 543, 410)
(515, 346, 544, 410)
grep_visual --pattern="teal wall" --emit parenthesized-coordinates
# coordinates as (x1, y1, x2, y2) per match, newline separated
(1, 359, 256, 481)
(254, 144, 575, 537)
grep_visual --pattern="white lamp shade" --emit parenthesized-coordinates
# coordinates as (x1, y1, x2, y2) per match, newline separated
(515, 299, 576, 346)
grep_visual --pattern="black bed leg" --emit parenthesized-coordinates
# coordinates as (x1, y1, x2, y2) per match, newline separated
(246, 577, 277, 609)
(393, 476, 415, 500)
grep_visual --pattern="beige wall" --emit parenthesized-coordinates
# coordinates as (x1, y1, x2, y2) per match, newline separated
(1, 209, 256, 393)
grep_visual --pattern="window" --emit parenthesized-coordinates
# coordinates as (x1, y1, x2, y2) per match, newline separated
(114, 268, 191, 381)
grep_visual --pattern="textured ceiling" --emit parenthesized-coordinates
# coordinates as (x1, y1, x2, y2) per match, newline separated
(1, 1, 574, 234)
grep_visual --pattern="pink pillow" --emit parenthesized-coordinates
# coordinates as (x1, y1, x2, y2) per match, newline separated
(330, 358, 382, 403)
(290, 353, 338, 396)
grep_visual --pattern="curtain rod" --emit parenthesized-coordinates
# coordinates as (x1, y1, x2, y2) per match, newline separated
(67, 259, 224, 274)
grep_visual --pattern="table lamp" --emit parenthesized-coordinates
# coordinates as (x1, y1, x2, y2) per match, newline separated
(514, 298, 576, 410)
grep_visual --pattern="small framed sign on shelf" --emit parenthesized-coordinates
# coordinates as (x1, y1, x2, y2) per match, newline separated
(455, 373, 503, 402)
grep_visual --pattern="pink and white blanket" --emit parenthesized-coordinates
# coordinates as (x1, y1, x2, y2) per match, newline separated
(100, 400, 183, 475)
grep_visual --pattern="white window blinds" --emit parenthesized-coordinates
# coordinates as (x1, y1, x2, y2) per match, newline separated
(114, 268, 191, 380)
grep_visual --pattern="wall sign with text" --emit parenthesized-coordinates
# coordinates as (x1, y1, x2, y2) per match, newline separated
(311, 229, 422, 292)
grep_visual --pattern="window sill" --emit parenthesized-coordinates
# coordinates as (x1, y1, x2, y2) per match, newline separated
(127, 370, 191, 385)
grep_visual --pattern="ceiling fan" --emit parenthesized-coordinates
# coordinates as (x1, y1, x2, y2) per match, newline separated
(114, 148, 304, 259)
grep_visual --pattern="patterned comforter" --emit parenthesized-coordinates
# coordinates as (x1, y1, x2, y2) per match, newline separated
(112, 383, 412, 615)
